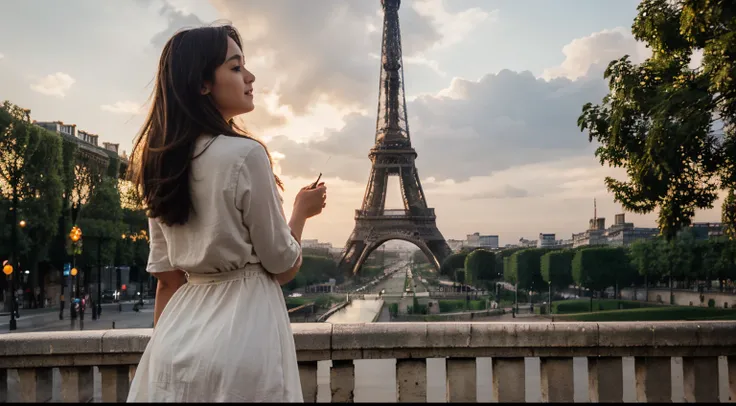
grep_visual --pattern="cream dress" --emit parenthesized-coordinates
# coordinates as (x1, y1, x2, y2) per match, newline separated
(127, 135, 303, 402)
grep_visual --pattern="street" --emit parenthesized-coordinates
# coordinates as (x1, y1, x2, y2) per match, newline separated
(0, 301, 153, 334)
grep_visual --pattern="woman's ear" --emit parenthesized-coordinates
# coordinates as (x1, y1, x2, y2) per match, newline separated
(201, 82, 211, 95)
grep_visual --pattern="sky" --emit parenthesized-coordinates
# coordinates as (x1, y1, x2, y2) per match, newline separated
(0, 0, 724, 247)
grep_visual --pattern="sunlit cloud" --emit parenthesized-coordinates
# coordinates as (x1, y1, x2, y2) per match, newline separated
(101, 101, 144, 115)
(30, 72, 75, 98)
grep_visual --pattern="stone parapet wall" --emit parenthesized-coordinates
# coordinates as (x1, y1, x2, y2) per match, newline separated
(1, 322, 734, 402)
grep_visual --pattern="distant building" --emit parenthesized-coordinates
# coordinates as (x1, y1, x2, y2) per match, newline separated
(690, 222, 724, 240)
(302, 239, 333, 256)
(518, 238, 537, 248)
(77, 130, 99, 146)
(447, 239, 465, 252)
(573, 211, 658, 248)
(34, 120, 116, 163)
(103, 142, 120, 154)
(466, 232, 499, 249)
(537, 233, 556, 248)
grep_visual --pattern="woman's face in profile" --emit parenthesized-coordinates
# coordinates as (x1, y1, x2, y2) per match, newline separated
(207, 36, 256, 121)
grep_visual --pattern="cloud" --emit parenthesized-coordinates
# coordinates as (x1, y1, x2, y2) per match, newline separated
(147, 0, 490, 115)
(463, 185, 530, 200)
(0, 53, 4, 60)
(101, 101, 144, 115)
(542, 27, 651, 81)
(266, 68, 608, 183)
(412, 0, 496, 50)
(30, 72, 75, 98)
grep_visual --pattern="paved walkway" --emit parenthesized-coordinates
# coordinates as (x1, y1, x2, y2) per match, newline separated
(0, 301, 154, 334)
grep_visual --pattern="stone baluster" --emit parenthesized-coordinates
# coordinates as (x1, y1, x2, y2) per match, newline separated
(683, 356, 720, 402)
(100, 365, 131, 402)
(588, 357, 623, 402)
(17, 367, 53, 402)
(540, 357, 574, 402)
(634, 357, 672, 403)
(0, 368, 7, 403)
(128, 364, 137, 384)
(298, 361, 319, 403)
(445, 358, 476, 402)
(492, 358, 525, 402)
(396, 358, 427, 402)
(59, 366, 94, 403)
(330, 360, 355, 402)
(729, 356, 736, 402)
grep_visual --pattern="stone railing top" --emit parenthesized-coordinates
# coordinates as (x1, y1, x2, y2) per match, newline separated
(1, 322, 735, 366)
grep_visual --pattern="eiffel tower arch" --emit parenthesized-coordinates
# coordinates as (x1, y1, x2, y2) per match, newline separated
(338, 0, 452, 276)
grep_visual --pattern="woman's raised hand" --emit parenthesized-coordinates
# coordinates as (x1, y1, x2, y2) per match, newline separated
(293, 182, 327, 219)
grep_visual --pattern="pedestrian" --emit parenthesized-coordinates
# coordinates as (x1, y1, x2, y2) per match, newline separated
(125, 25, 327, 402)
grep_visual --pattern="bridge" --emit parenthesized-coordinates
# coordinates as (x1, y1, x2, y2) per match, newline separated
(0, 321, 729, 402)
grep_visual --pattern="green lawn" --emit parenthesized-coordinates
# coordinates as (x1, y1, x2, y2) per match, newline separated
(550, 299, 661, 314)
(554, 306, 736, 321)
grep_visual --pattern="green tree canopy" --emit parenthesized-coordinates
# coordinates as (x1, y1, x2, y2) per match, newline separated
(0, 102, 64, 291)
(508, 248, 548, 291)
(464, 249, 497, 285)
(573, 247, 637, 294)
(440, 252, 468, 281)
(540, 250, 574, 290)
(78, 178, 124, 268)
(577, 0, 736, 240)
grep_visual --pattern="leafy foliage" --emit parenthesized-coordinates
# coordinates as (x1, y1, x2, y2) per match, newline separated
(540, 250, 575, 290)
(78, 178, 124, 268)
(572, 247, 638, 293)
(440, 252, 468, 281)
(464, 249, 497, 285)
(284, 255, 342, 291)
(507, 248, 548, 291)
(578, 0, 736, 240)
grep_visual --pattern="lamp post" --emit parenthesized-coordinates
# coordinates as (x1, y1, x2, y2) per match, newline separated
(68, 225, 82, 320)
(548, 281, 552, 315)
(3, 261, 15, 331)
(6, 217, 27, 331)
(94, 236, 110, 320)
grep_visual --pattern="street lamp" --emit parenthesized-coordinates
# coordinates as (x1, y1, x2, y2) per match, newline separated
(3, 261, 15, 331)
(93, 235, 111, 320)
(5, 217, 27, 331)
(548, 281, 552, 315)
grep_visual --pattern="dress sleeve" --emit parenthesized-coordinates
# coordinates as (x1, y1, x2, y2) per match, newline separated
(146, 217, 175, 274)
(235, 146, 301, 274)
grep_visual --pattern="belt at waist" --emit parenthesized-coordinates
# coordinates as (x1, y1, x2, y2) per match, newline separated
(185, 264, 266, 285)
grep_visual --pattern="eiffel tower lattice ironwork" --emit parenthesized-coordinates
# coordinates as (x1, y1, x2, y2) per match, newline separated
(338, 0, 452, 275)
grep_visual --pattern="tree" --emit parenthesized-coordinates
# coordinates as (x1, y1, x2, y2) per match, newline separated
(78, 177, 124, 292)
(508, 248, 547, 292)
(629, 239, 659, 298)
(0, 102, 64, 306)
(464, 249, 497, 285)
(540, 250, 574, 291)
(503, 255, 516, 286)
(577, 0, 736, 240)
(18, 126, 64, 301)
(573, 247, 637, 307)
(70, 152, 105, 219)
(440, 252, 467, 281)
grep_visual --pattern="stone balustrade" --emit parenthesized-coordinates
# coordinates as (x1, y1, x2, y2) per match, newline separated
(1, 321, 735, 402)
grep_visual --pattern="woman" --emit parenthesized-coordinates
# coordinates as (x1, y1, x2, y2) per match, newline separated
(126, 25, 327, 402)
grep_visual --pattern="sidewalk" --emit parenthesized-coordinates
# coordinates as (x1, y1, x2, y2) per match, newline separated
(0, 300, 154, 329)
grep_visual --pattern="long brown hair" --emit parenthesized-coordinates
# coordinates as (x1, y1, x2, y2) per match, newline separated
(128, 25, 282, 226)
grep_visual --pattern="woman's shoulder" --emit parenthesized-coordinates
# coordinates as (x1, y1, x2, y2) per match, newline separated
(201, 134, 267, 166)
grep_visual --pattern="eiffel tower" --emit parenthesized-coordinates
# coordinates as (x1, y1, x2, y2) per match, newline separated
(338, 0, 452, 276)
